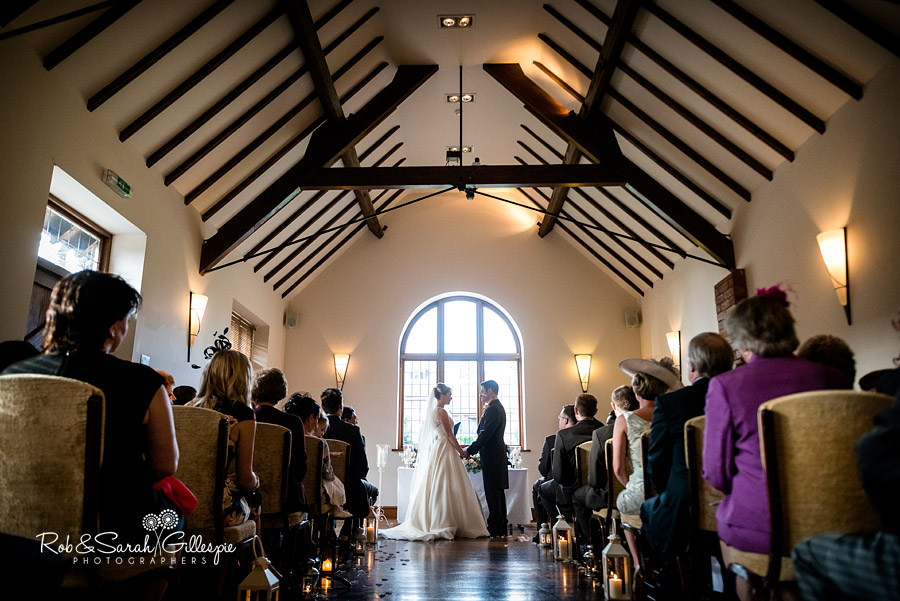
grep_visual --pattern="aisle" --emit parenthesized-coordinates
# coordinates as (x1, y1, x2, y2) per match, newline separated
(320, 528, 607, 601)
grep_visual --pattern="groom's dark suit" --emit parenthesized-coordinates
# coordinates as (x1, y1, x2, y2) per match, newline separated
(467, 398, 508, 536)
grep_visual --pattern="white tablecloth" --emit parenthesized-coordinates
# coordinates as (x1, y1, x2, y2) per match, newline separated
(396, 467, 531, 525)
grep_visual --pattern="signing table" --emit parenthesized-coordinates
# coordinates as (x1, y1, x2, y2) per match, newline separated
(396, 467, 531, 525)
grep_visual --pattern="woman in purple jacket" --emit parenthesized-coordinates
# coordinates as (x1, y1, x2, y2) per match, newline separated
(703, 288, 848, 600)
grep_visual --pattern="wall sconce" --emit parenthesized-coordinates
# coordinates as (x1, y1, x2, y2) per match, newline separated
(188, 292, 208, 361)
(574, 354, 592, 393)
(334, 354, 350, 390)
(666, 331, 681, 373)
(817, 227, 851, 325)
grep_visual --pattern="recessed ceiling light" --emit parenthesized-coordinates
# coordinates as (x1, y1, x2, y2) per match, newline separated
(438, 14, 475, 28)
(446, 93, 475, 103)
(447, 146, 473, 153)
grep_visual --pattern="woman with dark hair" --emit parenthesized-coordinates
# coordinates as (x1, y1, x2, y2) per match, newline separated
(703, 288, 848, 601)
(192, 349, 260, 527)
(2, 271, 179, 580)
(380, 383, 489, 540)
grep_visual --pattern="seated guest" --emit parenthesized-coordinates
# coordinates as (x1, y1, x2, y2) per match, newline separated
(193, 349, 261, 528)
(342, 406, 358, 425)
(532, 404, 576, 538)
(615, 357, 680, 568)
(156, 370, 176, 403)
(797, 334, 856, 387)
(321, 388, 377, 531)
(540, 394, 603, 525)
(0, 339, 38, 371)
(641, 333, 733, 562)
(2, 271, 179, 599)
(572, 386, 636, 540)
(172, 385, 197, 406)
(703, 288, 848, 601)
(792, 391, 900, 601)
(252, 368, 307, 519)
(285, 393, 349, 515)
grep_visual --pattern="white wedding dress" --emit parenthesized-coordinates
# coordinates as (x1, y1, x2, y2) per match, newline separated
(381, 407, 489, 541)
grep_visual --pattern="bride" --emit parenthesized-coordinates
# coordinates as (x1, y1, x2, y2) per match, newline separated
(381, 383, 490, 540)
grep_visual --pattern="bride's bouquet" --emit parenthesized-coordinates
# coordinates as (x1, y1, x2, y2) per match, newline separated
(464, 454, 482, 473)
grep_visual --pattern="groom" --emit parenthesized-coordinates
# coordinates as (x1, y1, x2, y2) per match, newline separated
(465, 379, 509, 538)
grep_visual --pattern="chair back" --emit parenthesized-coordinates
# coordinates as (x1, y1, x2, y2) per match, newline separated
(326, 439, 350, 484)
(303, 436, 328, 514)
(255, 422, 291, 530)
(604, 437, 626, 516)
(0, 375, 104, 549)
(171, 405, 228, 542)
(576, 441, 592, 488)
(759, 390, 893, 582)
(684, 415, 723, 535)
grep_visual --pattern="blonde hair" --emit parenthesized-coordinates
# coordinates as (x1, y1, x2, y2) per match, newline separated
(632, 372, 668, 400)
(196, 350, 253, 410)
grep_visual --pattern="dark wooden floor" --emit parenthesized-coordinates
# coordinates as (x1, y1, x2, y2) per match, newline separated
(310, 527, 607, 601)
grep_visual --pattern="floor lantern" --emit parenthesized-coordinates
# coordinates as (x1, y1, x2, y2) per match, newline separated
(538, 522, 552, 548)
(602, 523, 633, 600)
(552, 513, 573, 561)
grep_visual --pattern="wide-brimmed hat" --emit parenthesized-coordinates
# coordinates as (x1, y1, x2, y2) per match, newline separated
(618, 356, 682, 392)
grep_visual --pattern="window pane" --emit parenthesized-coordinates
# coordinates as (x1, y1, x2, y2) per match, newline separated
(483, 306, 516, 354)
(443, 361, 478, 445)
(405, 307, 437, 354)
(443, 300, 476, 353)
(402, 360, 437, 445)
(38, 205, 101, 273)
(484, 360, 520, 445)
(230, 312, 255, 359)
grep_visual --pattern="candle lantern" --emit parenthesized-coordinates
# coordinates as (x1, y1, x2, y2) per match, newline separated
(301, 560, 319, 599)
(552, 513, 573, 561)
(320, 542, 336, 574)
(353, 527, 366, 555)
(582, 545, 596, 578)
(602, 524, 633, 600)
(365, 508, 377, 543)
(237, 556, 280, 600)
(402, 444, 415, 467)
(538, 522, 552, 548)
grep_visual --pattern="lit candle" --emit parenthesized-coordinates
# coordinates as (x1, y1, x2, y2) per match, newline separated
(559, 538, 568, 560)
(321, 577, 330, 594)
(322, 558, 333, 572)
(377, 445, 387, 468)
(609, 574, 623, 599)
(366, 522, 375, 543)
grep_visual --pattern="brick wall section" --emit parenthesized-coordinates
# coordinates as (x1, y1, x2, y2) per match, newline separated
(715, 269, 747, 338)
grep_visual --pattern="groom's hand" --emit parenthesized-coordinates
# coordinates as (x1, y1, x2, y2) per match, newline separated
(461, 450, 469, 459)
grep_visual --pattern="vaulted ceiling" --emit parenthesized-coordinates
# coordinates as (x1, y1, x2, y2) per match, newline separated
(3, 0, 898, 298)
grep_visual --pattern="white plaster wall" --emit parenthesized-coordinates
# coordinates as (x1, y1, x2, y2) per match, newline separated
(283, 189, 642, 506)
(0, 38, 287, 387)
(641, 61, 900, 382)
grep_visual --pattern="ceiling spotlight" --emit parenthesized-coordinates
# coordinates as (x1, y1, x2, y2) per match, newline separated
(446, 93, 475, 103)
(439, 14, 475, 28)
(446, 94, 460, 103)
(460, 93, 474, 102)
(446, 146, 473, 153)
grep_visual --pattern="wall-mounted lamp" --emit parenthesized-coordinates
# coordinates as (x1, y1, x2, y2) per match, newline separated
(188, 292, 208, 361)
(334, 354, 350, 390)
(574, 354, 592, 393)
(666, 331, 682, 373)
(816, 227, 851, 325)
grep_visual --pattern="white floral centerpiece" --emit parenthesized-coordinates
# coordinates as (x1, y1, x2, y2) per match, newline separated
(464, 454, 482, 473)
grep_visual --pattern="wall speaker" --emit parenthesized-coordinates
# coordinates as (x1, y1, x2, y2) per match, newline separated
(624, 310, 641, 328)
(283, 312, 299, 329)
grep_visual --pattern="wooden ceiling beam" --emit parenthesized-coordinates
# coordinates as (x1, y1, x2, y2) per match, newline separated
(484, 64, 734, 268)
(88, 0, 236, 111)
(120, 6, 282, 141)
(42, 0, 141, 70)
(534, 42, 735, 215)
(199, 64, 437, 273)
(286, 163, 628, 189)
(644, 2, 825, 133)
(567, 0, 794, 161)
(812, 0, 900, 60)
(711, 0, 862, 99)
(1, 0, 38, 28)
(285, 0, 382, 239)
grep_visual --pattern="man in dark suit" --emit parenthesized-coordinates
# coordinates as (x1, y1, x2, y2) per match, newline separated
(321, 388, 378, 526)
(540, 393, 604, 524)
(640, 332, 733, 560)
(572, 385, 638, 538)
(465, 379, 509, 538)
(532, 404, 576, 533)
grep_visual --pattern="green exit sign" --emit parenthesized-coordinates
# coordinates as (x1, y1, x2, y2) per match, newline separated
(103, 169, 131, 198)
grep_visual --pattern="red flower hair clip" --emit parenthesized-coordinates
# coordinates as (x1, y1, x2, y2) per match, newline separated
(756, 284, 790, 307)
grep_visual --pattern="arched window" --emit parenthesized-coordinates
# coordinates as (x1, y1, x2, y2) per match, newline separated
(398, 295, 523, 449)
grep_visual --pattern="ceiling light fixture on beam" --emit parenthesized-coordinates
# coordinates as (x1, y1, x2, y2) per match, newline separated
(439, 15, 474, 28)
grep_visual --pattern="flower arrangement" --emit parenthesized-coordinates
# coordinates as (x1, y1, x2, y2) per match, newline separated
(464, 454, 482, 473)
